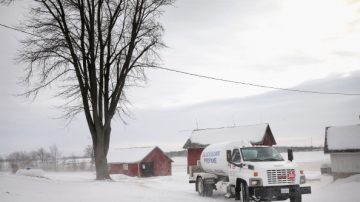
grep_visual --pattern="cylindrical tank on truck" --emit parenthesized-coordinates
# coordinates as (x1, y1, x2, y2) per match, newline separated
(199, 141, 250, 176)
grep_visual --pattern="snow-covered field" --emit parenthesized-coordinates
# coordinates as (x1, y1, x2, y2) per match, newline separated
(1, 151, 359, 202)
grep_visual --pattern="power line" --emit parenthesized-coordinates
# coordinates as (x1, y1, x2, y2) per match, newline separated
(1, 22, 359, 96)
(0, 23, 40, 38)
(152, 66, 360, 96)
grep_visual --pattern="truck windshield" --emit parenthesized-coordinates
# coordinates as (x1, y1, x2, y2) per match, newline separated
(240, 147, 284, 162)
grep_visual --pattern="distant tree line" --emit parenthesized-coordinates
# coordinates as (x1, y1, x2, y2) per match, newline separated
(274, 146, 324, 153)
(165, 150, 187, 158)
(0, 145, 96, 173)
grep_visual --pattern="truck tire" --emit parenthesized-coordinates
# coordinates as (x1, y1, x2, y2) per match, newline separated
(290, 193, 302, 202)
(196, 177, 205, 196)
(196, 177, 213, 197)
(204, 183, 213, 197)
(240, 182, 250, 202)
(236, 180, 249, 202)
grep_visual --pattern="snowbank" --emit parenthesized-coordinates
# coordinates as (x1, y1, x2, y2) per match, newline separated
(334, 174, 360, 183)
(304, 174, 360, 202)
(16, 168, 45, 178)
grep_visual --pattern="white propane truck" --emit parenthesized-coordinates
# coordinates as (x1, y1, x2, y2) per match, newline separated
(189, 141, 311, 202)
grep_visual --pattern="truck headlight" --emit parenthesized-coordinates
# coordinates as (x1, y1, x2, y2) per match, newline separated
(249, 178, 263, 186)
(300, 175, 306, 184)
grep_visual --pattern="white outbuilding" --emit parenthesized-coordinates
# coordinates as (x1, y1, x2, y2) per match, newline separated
(324, 124, 360, 179)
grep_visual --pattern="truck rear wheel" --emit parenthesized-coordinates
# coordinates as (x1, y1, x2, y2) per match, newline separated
(196, 177, 205, 196)
(205, 183, 213, 197)
(196, 177, 213, 197)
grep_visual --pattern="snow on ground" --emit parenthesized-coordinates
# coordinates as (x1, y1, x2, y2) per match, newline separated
(16, 168, 45, 178)
(1, 151, 359, 202)
(0, 169, 226, 202)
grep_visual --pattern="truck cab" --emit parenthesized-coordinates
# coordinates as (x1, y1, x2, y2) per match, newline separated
(227, 146, 310, 201)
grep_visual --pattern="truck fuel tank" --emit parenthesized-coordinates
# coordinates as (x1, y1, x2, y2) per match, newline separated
(200, 141, 251, 176)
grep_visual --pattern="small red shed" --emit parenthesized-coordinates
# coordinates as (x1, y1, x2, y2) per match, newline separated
(108, 146, 173, 177)
(183, 123, 276, 173)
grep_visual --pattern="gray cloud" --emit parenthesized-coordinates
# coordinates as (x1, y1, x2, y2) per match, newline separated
(332, 51, 360, 57)
(1, 70, 359, 156)
(110, 71, 360, 151)
(1, 0, 360, 156)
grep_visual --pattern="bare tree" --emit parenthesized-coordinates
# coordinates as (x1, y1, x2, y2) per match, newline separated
(1, 0, 172, 179)
(36, 148, 51, 169)
(0, 0, 13, 5)
(84, 145, 95, 166)
(49, 145, 61, 171)
(69, 154, 79, 171)
(0, 156, 4, 171)
(30, 151, 40, 167)
(6, 151, 32, 169)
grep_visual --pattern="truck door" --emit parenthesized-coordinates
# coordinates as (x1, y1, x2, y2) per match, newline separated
(229, 149, 241, 183)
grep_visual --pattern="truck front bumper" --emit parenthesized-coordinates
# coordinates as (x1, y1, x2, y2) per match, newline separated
(249, 185, 311, 201)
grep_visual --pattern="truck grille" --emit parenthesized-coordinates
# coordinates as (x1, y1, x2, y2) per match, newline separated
(267, 169, 296, 185)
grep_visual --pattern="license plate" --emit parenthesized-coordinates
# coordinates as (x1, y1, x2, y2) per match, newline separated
(281, 188, 289, 194)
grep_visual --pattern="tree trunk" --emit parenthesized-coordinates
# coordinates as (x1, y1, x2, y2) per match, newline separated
(94, 131, 111, 180)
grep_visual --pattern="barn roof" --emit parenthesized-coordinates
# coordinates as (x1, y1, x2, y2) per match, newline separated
(108, 146, 173, 164)
(183, 123, 276, 149)
(325, 124, 360, 153)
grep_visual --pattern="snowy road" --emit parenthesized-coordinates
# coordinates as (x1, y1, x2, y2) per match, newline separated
(1, 152, 359, 202)
(0, 171, 233, 202)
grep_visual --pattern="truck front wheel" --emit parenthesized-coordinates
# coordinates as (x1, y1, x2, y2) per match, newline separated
(236, 180, 249, 202)
(290, 192, 302, 202)
(240, 182, 250, 202)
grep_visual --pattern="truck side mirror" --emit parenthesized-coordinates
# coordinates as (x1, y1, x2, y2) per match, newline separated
(226, 150, 231, 162)
(288, 149, 294, 162)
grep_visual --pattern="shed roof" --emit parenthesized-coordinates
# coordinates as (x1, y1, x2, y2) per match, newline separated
(108, 146, 173, 164)
(183, 123, 276, 149)
(325, 124, 360, 153)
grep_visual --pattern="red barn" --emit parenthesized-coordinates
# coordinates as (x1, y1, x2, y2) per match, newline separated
(183, 123, 276, 173)
(108, 146, 173, 177)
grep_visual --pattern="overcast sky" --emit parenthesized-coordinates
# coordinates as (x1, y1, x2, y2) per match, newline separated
(1, 0, 360, 156)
